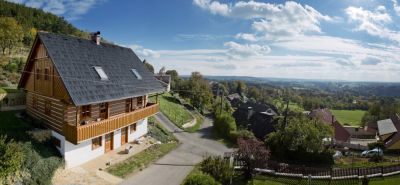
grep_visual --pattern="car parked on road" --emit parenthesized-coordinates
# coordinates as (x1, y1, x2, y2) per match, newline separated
(361, 148, 383, 157)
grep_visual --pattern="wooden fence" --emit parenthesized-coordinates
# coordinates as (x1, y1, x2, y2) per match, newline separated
(234, 160, 400, 180)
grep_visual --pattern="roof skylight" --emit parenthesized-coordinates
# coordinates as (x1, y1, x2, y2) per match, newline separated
(94, 66, 109, 80)
(131, 69, 142, 80)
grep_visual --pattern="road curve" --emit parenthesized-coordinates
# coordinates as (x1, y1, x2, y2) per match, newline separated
(120, 112, 231, 185)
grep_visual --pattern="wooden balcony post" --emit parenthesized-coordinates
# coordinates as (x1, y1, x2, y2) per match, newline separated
(156, 93, 159, 103)
(76, 106, 80, 126)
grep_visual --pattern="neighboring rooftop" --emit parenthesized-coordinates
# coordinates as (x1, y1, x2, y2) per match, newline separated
(309, 108, 351, 142)
(377, 119, 397, 136)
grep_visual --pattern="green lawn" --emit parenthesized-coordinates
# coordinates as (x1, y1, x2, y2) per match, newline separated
(273, 99, 304, 113)
(331, 110, 366, 126)
(107, 142, 178, 178)
(154, 93, 194, 128)
(0, 111, 30, 130)
(251, 174, 400, 185)
(0, 87, 20, 93)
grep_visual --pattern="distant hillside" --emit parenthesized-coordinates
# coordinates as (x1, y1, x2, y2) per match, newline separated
(0, 0, 90, 87)
(0, 0, 87, 38)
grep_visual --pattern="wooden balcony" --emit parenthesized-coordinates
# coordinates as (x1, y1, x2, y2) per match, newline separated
(64, 103, 159, 144)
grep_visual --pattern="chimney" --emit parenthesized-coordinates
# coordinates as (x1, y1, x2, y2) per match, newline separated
(91, 31, 101, 45)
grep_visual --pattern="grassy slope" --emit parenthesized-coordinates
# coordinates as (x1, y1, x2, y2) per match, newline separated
(331, 109, 366, 126)
(155, 93, 194, 127)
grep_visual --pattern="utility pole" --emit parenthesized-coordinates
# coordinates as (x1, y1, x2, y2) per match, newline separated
(283, 97, 289, 126)
(219, 85, 223, 116)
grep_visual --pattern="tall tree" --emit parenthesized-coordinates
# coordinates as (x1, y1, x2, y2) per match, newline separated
(235, 80, 247, 95)
(0, 17, 23, 55)
(142, 59, 154, 73)
(183, 72, 213, 111)
(266, 115, 333, 162)
(158, 66, 166, 75)
(166, 69, 181, 90)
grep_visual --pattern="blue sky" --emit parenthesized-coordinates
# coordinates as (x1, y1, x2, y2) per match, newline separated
(8, 0, 400, 82)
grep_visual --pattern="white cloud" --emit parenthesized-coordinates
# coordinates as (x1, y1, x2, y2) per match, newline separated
(334, 58, 354, 66)
(6, 0, 103, 20)
(128, 45, 160, 59)
(345, 6, 400, 43)
(194, 0, 335, 40)
(224, 41, 271, 59)
(235, 33, 257, 42)
(361, 56, 382, 65)
(393, 0, 400, 16)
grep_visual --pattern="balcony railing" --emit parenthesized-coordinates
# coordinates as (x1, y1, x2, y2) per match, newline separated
(64, 103, 159, 144)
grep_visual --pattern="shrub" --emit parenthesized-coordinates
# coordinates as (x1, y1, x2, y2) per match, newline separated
(0, 136, 24, 184)
(184, 171, 221, 185)
(27, 129, 52, 143)
(230, 129, 255, 141)
(214, 112, 237, 138)
(200, 156, 234, 184)
(20, 142, 63, 185)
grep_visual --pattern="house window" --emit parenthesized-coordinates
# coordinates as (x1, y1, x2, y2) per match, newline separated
(131, 69, 142, 80)
(36, 68, 41, 80)
(93, 66, 109, 80)
(45, 100, 51, 115)
(130, 123, 137, 133)
(99, 103, 108, 119)
(92, 136, 102, 150)
(44, 68, 50, 80)
(51, 136, 61, 148)
(81, 105, 91, 119)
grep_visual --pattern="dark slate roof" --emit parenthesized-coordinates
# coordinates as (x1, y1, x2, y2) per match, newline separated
(38, 32, 164, 106)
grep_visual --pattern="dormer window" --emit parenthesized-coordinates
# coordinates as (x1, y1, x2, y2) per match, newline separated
(94, 66, 108, 80)
(131, 69, 142, 80)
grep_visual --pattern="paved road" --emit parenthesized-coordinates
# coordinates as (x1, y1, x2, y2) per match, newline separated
(120, 113, 231, 185)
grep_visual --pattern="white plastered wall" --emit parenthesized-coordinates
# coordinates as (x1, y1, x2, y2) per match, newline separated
(51, 117, 149, 168)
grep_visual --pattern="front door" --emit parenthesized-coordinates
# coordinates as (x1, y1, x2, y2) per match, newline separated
(121, 127, 128, 145)
(105, 132, 113, 153)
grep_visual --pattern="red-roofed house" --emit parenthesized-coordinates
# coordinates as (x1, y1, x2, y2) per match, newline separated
(309, 108, 351, 142)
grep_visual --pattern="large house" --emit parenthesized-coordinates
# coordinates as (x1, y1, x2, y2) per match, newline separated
(232, 101, 278, 139)
(18, 32, 164, 168)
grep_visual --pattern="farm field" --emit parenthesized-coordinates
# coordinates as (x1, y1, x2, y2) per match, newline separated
(331, 109, 366, 127)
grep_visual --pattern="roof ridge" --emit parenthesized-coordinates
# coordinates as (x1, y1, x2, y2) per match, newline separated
(37, 31, 132, 50)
